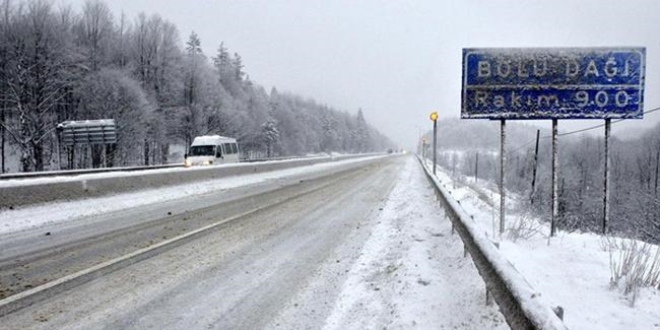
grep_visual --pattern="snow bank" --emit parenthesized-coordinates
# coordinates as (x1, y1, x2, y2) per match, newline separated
(430, 159, 660, 330)
(420, 157, 568, 330)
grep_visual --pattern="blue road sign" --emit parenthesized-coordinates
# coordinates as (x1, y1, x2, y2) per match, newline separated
(462, 48, 645, 119)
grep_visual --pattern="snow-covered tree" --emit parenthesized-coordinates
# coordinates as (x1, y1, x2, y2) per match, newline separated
(0, 0, 80, 171)
(260, 120, 279, 158)
(0, 0, 393, 172)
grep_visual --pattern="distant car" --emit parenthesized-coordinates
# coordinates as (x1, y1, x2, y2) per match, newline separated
(185, 135, 240, 166)
(387, 148, 393, 154)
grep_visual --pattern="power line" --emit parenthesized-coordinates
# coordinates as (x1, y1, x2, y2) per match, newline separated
(508, 137, 537, 153)
(557, 106, 660, 137)
(507, 106, 660, 152)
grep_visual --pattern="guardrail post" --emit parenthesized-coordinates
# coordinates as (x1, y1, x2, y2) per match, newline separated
(486, 287, 493, 306)
(553, 306, 564, 320)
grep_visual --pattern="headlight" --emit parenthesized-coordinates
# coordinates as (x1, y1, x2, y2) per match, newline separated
(185, 160, 192, 167)
(203, 160, 210, 165)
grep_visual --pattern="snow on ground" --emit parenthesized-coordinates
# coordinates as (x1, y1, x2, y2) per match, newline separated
(0, 156, 383, 235)
(427, 159, 660, 330)
(321, 157, 507, 329)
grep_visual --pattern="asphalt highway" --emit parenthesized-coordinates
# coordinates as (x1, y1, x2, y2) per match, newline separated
(0, 156, 403, 328)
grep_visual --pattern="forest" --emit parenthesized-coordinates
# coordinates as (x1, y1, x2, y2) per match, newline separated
(0, 0, 391, 173)
(427, 118, 660, 244)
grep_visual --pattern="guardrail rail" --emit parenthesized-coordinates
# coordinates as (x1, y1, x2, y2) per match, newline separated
(418, 156, 568, 330)
(0, 154, 382, 209)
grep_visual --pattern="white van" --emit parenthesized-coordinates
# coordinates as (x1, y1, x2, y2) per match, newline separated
(184, 135, 240, 166)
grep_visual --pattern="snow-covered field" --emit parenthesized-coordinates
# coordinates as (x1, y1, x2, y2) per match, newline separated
(427, 159, 660, 330)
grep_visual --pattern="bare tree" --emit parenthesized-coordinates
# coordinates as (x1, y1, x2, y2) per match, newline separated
(75, 0, 113, 71)
(1, 0, 80, 171)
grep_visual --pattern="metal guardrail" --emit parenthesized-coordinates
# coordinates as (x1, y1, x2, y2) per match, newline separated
(0, 157, 308, 180)
(0, 154, 384, 209)
(0, 154, 376, 180)
(418, 156, 568, 330)
(0, 164, 184, 180)
(241, 155, 304, 163)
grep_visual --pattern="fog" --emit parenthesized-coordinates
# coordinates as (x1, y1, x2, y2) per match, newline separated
(65, 0, 660, 149)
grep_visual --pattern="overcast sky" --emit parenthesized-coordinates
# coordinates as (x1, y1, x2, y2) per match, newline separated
(66, 0, 660, 150)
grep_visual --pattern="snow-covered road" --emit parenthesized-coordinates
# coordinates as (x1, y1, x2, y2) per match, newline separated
(0, 156, 506, 329)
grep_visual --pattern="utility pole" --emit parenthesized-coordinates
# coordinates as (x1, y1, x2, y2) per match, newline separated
(530, 129, 540, 204)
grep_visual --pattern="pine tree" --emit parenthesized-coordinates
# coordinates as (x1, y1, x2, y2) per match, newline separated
(232, 52, 244, 81)
(355, 108, 370, 152)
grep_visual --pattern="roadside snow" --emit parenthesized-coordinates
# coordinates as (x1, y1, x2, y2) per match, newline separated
(321, 157, 507, 329)
(0, 156, 331, 188)
(0, 156, 383, 235)
(428, 160, 660, 330)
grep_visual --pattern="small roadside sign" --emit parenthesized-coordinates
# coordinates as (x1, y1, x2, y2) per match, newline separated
(58, 119, 117, 146)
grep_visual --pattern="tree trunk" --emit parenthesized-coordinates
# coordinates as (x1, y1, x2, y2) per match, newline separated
(68, 146, 75, 170)
(655, 148, 659, 197)
(160, 143, 169, 164)
(106, 144, 115, 168)
(1, 105, 4, 173)
(144, 139, 150, 166)
(91, 144, 103, 168)
(32, 141, 43, 171)
(21, 147, 30, 172)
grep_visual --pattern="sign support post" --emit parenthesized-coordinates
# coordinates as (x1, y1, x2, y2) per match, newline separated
(433, 120, 437, 174)
(499, 119, 506, 237)
(551, 119, 558, 237)
(603, 119, 611, 234)
(430, 111, 438, 174)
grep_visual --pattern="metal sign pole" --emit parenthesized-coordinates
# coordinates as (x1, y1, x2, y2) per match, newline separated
(499, 119, 506, 237)
(602, 119, 611, 234)
(433, 119, 437, 174)
(551, 119, 558, 237)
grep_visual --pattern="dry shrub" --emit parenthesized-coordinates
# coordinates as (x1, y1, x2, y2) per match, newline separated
(506, 211, 543, 242)
(605, 237, 660, 306)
